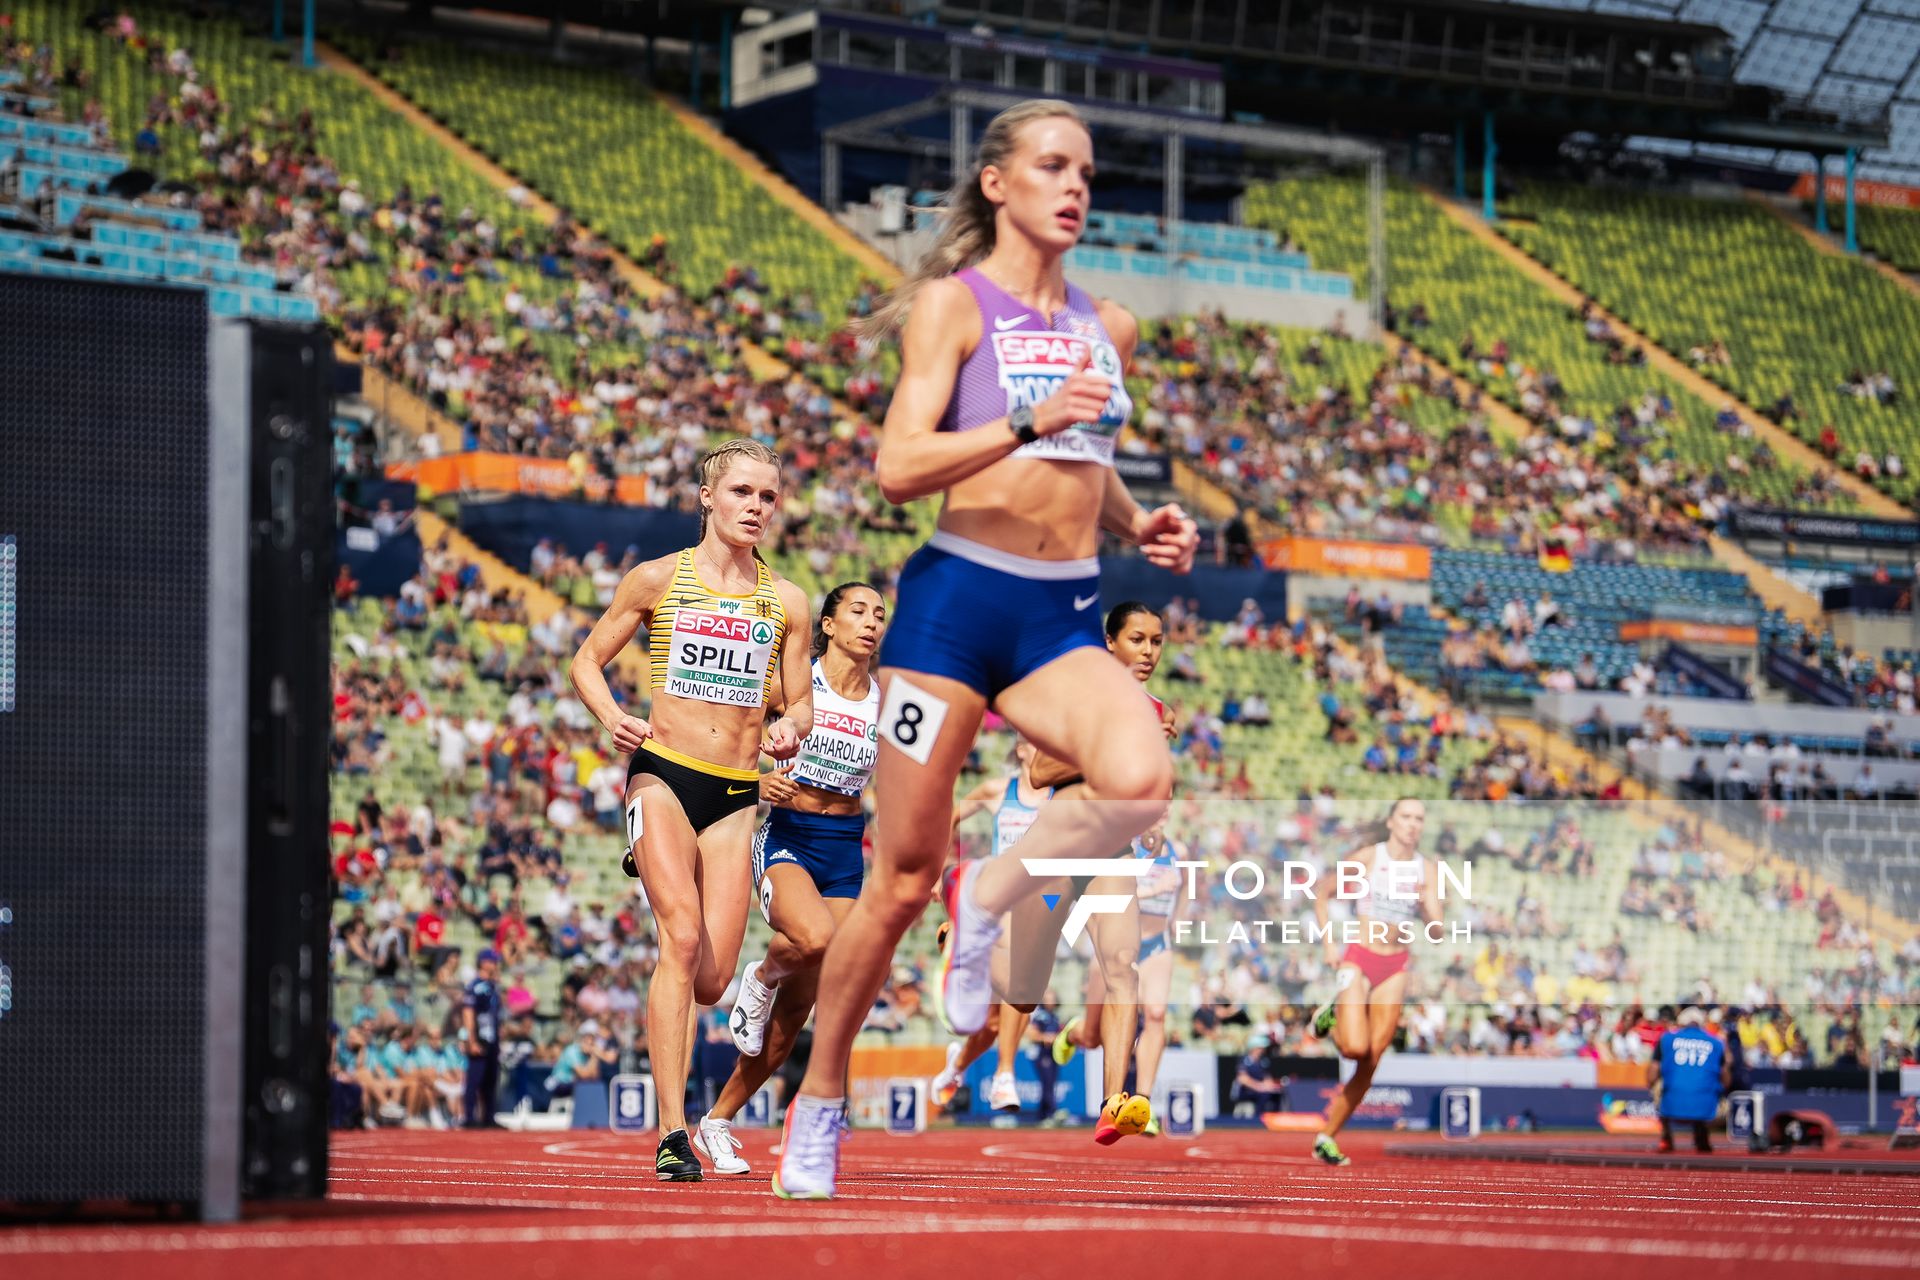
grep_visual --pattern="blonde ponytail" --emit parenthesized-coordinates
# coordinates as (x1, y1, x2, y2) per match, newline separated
(858, 99, 1088, 341)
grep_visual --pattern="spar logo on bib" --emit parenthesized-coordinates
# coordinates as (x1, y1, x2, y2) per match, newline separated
(817, 708, 877, 742)
(991, 331, 1126, 464)
(993, 332, 1120, 411)
(678, 613, 773, 646)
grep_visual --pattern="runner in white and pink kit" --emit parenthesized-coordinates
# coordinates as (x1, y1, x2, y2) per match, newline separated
(1308, 797, 1444, 1165)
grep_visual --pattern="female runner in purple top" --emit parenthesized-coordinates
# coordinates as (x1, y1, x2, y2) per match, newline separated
(774, 98, 1198, 1200)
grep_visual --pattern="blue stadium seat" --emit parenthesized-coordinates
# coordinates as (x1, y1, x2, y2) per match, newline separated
(0, 114, 98, 148)
(55, 193, 201, 232)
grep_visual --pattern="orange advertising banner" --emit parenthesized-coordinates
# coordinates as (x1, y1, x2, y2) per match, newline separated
(1261, 536, 1432, 581)
(1789, 173, 1920, 210)
(388, 453, 647, 505)
(1595, 1061, 1651, 1090)
(1619, 619, 1758, 646)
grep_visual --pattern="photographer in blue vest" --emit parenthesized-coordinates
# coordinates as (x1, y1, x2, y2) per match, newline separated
(1648, 1005, 1730, 1153)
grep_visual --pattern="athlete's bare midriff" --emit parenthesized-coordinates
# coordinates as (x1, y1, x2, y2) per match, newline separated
(776, 779, 864, 819)
(936, 455, 1107, 561)
(644, 696, 766, 774)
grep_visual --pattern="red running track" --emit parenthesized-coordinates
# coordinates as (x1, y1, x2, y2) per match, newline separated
(3, 1127, 1918, 1279)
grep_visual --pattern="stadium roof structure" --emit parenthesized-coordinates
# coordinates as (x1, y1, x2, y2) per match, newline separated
(1466, 0, 1920, 188)
(768, 0, 1892, 161)
(819, 85, 1390, 332)
(361, 3, 1898, 170)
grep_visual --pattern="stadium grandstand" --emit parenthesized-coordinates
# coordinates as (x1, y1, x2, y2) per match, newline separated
(4, 0, 1920, 1272)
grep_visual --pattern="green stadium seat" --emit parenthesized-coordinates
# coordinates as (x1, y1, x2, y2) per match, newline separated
(1241, 172, 1849, 512)
(1503, 182, 1920, 506)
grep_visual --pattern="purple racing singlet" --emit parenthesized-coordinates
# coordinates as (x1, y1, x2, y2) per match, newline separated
(938, 268, 1132, 467)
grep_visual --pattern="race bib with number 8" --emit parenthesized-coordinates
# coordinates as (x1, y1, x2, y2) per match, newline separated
(878, 674, 951, 767)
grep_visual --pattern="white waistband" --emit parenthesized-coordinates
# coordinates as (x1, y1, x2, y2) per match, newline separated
(928, 529, 1100, 581)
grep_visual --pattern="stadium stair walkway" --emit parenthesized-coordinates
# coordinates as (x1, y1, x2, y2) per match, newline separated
(1494, 715, 1918, 948)
(346, 347, 465, 455)
(315, 40, 798, 387)
(1703, 533, 1822, 629)
(1745, 192, 1920, 306)
(312, 43, 661, 299)
(1168, 437, 1444, 713)
(653, 93, 899, 283)
(1395, 335, 1529, 448)
(1422, 186, 1907, 519)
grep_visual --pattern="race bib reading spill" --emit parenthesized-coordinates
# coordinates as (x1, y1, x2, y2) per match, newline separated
(665, 610, 776, 707)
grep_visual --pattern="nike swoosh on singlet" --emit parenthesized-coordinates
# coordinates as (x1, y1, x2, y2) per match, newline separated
(728, 785, 753, 795)
(993, 314, 1031, 331)
(1074, 594, 1099, 611)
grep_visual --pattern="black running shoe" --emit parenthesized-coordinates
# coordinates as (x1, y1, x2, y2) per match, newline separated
(656, 1128, 703, 1182)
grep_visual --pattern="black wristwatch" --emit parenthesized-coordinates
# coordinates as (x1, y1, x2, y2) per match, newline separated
(1009, 405, 1040, 445)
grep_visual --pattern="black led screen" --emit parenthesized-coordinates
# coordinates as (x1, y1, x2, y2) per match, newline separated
(0, 273, 214, 1201)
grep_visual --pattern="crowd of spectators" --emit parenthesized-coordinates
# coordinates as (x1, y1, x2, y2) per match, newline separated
(39, 14, 1905, 1107)
(1120, 316, 1731, 560)
(1168, 861, 1917, 1077)
(1776, 624, 1920, 713)
(16, 22, 1857, 590)
(1591, 695, 1920, 803)
(8, 18, 911, 542)
(1450, 735, 1622, 805)
(1839, 367, 1900, 408)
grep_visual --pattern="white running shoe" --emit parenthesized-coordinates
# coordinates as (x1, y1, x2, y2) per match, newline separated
(772, 1096, 845, 1201)
(936, 859, 1002, 1035)
(930, 1041, 964, 1109)
(693, 1114, 751, 1176)
(730, 959, 777, 1056)
(988, 1070, 1021, 1114)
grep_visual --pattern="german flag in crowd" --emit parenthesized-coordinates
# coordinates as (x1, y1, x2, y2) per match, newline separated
(1538, 535, 1573, 573)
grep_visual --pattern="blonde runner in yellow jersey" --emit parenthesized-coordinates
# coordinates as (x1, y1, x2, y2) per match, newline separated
(570, 440, 813, 1181)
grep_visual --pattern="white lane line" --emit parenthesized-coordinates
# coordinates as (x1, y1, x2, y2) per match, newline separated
(331, 1156, 1920, 1216)
(329, 1191, 827, 1216)
(327, 1180, 1920, 1242)
(325, 1146, 1920, 1227)
(3, 1208, 1915, 1268)
(360, 1135, 1920, 1199)
(319, 1171, 1920, 1236)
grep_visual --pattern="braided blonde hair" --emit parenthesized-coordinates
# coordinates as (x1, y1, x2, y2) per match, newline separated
(696, 438, 782, 546)
(859, 99, 1089, 340)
